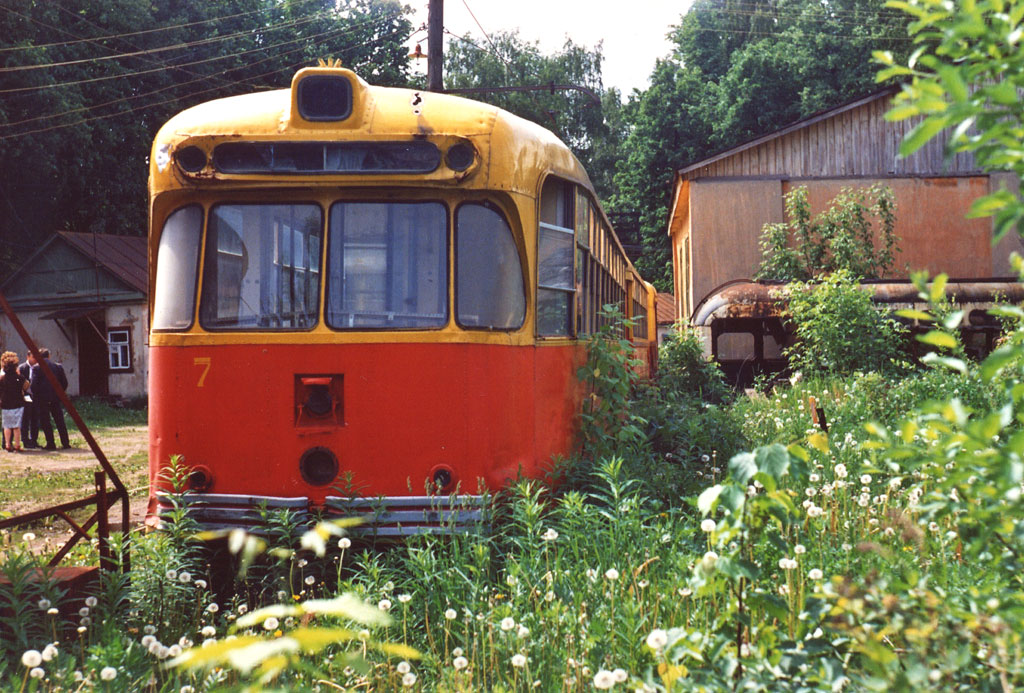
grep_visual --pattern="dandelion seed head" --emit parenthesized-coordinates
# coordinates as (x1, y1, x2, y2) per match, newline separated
(453, 655, 468, 670)
(593, 669, 616, 689)
(22, 650, 42, 668)
(604, 568, 620, 581)
(402, 672, 417, 686)
(646, 628, 668, 650)
(100, 666, 117, 681)
(500, 617, 516, 631)
(444, 608, 457, 620)
(511, 653, 527, 668)
(397, 661, 411, 674)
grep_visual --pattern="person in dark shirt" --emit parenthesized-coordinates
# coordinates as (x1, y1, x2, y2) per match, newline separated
(31, 348, 70, 450)
(18, 354, 37, 448)
(1, 351, 30, 452)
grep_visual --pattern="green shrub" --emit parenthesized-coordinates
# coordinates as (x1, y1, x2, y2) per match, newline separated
(784, 269, 908, 377)
(755, 185, 898, 281)
(657, 325, 731, 405)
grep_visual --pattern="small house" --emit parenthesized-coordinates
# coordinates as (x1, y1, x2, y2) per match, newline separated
(0, 231, 148, 399)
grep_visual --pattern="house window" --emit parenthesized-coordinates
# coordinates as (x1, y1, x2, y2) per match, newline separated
(108, 329, 132, 371)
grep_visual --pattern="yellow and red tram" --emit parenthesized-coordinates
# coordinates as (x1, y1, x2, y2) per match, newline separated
(146, 66, 656, 534)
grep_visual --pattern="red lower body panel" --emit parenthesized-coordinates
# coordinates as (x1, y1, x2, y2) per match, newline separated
(148, 342, 584, 508)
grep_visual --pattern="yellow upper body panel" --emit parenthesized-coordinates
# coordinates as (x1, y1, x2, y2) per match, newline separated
(149, 68, 591, 198)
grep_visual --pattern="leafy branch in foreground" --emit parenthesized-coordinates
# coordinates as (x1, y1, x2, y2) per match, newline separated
(877, 0, 1024, 239)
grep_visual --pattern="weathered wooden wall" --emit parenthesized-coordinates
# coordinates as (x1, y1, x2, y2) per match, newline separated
(680, 90, 981, 181)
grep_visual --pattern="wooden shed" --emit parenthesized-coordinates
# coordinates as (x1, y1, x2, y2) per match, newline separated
(0, 232, 149, 399)
(668, 86, 1024, 323)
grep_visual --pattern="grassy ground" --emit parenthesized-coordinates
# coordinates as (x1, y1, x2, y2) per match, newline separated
(0, 397, 149, 535)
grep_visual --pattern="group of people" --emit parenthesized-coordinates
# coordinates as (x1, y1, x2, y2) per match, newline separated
(0, 348, 71, 453)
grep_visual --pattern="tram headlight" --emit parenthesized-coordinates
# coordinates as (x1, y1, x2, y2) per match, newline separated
(297, 75, 353, 122)
(175, 145, 207, 173)
(300, 447, 339, 486)
(431, 464, 455, 493)
(187, 465, 213, 492)
(445, 142, 475, 172)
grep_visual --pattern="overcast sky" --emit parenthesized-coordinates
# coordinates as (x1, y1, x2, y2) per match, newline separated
(406, 0, 693, 95)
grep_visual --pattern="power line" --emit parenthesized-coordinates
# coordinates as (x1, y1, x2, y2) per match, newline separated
(0, 11, 406, 132)
(0, 0, 323, 54)
(0, 8, 399, 96)
(0, 8, 323, 73)
(0, 19, 408, 141)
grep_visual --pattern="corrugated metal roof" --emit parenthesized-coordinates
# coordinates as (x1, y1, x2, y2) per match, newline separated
(56, 232, 147, 295)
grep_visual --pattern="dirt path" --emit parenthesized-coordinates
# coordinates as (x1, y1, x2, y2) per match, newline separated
(0, 424, 150, 533)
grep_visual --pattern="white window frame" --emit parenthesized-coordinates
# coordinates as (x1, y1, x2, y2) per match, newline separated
(108, 328, 132, 371)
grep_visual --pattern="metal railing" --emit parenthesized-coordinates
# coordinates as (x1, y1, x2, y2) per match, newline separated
(0, 289, 129, 572)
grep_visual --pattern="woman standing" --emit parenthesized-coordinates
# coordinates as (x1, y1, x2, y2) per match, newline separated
(0, 350, 30, 452)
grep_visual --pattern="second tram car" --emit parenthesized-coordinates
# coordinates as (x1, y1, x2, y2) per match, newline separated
(147, 66, 656, 534)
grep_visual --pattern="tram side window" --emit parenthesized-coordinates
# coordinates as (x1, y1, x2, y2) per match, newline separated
(537, 178, 575, 337)
(631, 279, 648, 340)
(456, 203, 525, 329)
(153, 206, 202, 330)
(200, 204, 322, 330)
(326, 202, 447, 329)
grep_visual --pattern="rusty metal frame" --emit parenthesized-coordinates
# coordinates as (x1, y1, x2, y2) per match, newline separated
(0, 289, 129, 572)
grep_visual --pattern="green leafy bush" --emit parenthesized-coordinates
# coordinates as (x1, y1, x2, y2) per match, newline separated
(783, 269, 908, 377)
(755, 185, 898, 281)
(657, 324, 731, 405)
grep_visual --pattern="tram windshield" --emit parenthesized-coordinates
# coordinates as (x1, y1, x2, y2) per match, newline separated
(156, 199, 524, 332)
(200, 203, 323, 330)
(326, 201, 447, 329)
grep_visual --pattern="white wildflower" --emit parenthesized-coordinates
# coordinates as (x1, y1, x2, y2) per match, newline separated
(593, 669, 616, 689)
(646, 629, 668, 650)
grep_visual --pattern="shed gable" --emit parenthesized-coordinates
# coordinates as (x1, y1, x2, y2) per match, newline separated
(680, 89, 982, 181)
(2, 237, 143, 310)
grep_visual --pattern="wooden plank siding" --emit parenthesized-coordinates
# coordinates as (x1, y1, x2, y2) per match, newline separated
(680, 88, 982, 181)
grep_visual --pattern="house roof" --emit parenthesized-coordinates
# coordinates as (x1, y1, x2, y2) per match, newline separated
(56, 231, 147, 294)
(677, 86, 900, 176)
(656, 292, 677, 325)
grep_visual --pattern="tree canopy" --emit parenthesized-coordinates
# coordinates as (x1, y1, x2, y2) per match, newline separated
(0, 0, 913, 291)
(612, 0, 913, 290)
(0, 0, 412, 273)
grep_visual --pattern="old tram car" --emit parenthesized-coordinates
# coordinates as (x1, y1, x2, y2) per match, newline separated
(147, 67, 657, 534)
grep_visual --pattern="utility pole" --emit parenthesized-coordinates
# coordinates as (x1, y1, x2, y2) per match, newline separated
(427, 0, 443, 92)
